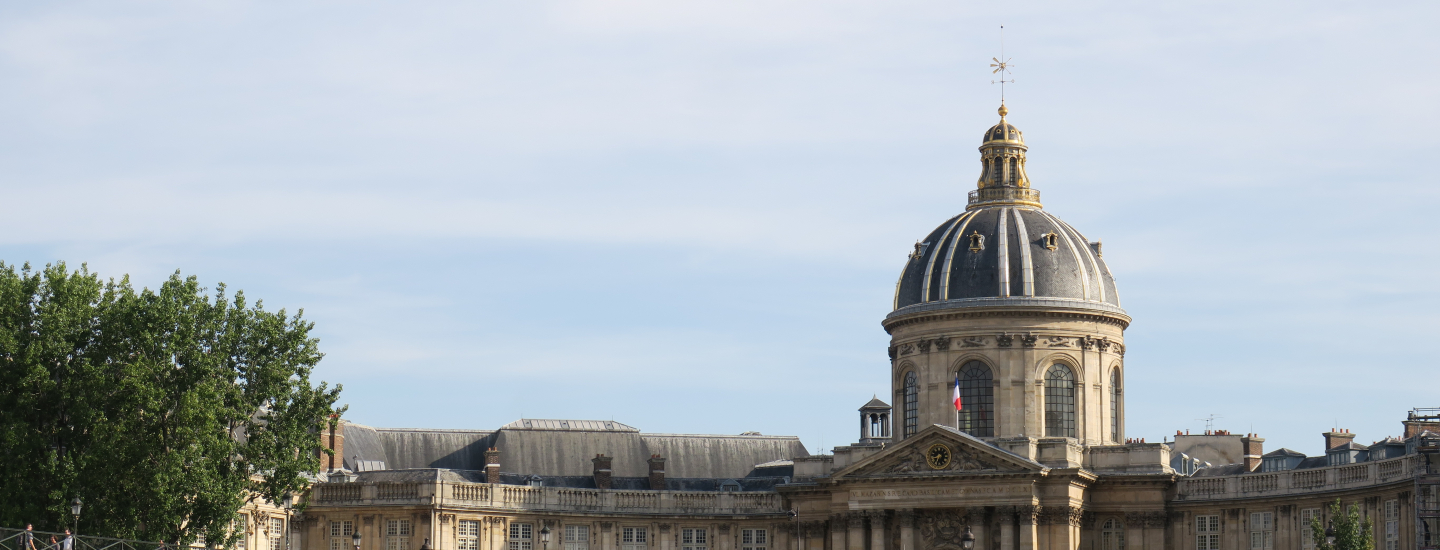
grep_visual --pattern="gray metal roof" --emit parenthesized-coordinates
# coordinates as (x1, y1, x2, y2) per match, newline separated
(499, 419, 639, 432)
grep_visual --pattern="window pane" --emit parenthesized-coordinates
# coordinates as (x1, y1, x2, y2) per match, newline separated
(956, 362, 994, 437)
(1044, 365, 1076, 438)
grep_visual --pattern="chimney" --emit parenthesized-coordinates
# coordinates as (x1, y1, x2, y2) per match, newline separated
(648, 455, 666, 490)
(1324, 430, 1356, 450)
(322, 415, 346, 472)
(485, 447, 501, 483)
(592, 454, 613, 490)
(1241, 433, 1265, 472)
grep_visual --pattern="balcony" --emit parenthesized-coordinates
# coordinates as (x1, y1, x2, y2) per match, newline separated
(1175, 455, 1418, 502)
(309, 481, 785, 516)
(967, 187, 1041, 208)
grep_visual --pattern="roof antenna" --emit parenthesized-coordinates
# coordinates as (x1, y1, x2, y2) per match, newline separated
(990, 25, 1015, 109)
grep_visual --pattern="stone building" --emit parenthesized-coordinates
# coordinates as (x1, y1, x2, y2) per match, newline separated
(292, 105, 1440, 550)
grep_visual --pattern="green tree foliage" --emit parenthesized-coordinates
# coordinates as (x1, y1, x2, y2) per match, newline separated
(0, 262, 343, 545)
(1310, 499, 1375, 550)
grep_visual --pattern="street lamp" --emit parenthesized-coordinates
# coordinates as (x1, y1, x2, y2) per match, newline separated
(70, 497, 82, 540)
(281, 493, 294, 550)
(540, 526, 551, 550)
(959, 527, 975, 550)
(418, 540, 431, 550)
(1324, 521, 1336, 547)
(352, 531, 362, 550)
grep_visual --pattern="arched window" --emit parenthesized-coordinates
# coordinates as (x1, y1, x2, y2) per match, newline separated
(1110, 368, 1123, 443)
(903, 371, 918, 438)
(1101, 519, 1125, 550)
(1044, 364, 1077, 438)
(956, 361, 994, 437)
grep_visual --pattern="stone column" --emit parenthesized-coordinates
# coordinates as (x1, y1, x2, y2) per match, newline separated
(868, 512, 886, 550)
(1017, 507, 1037, 550)
(995, 507, 1015, 550)
(846, 514, 865, 550)
(897, 511, 915, 550)
(659, 524, 673, 550)
(830, 516, 846, 550)
(964, 509, 986, 550)
(600, 523, 614, 550)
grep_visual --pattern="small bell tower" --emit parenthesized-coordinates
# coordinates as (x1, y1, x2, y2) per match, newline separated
(859, 396, 893, 445)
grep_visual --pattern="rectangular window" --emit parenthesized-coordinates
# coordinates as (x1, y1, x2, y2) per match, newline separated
(681, 529, 707, 550)
(510, 523, 534, 550)
(270, 518, 285, 550)
(740, 529, 766, 550)
(565, 525, 589, 550)
(1300, 509, 1319, 550)
(458, 521, 480, 550)
(1196, 515, 1220, 550)
(1385, 500, 1399, 550)
(386, 519, 411, 550)
(621, 528, 647, 550)
(1249, 512, 1273, 550)
(329, 521, 354, 550)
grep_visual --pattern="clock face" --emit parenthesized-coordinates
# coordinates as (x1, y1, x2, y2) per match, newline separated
(926, 443, 952, 470)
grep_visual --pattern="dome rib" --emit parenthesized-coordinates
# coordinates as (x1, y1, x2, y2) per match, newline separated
(940, 210, 981, 300)
(922, 213, 967, 302)
(1012, 208, 1034, 297)
(996, 207, 1010, 297)
(1033, 209, 1092, 301)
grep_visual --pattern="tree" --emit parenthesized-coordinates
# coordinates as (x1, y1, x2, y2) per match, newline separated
(0, 262, 343, 546)
(1311, 498, 1375, 550)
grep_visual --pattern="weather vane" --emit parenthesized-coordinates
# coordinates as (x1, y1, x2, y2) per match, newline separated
(990, 25, 1014, 106)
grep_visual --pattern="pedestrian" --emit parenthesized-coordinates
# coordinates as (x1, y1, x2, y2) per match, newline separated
(22, 524, 38, 550)
(61, 530, 74, 550)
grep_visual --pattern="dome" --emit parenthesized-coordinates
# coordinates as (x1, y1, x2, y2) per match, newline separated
(889, 105, 1124, 318)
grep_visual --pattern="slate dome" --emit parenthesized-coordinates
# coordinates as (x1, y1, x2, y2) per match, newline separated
(890, 105, 1124, 318)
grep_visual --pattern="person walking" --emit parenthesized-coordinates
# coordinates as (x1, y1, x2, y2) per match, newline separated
(60, 530, 74, 550)
(22, 524, 38, 550)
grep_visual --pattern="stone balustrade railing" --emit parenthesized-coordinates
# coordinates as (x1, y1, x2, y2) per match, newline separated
(311, 481, 785, 516)
(1176, 455, 1418, 502)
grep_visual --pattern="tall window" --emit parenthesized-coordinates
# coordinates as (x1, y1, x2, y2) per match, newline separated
(681, 529, 707, 550)
(621, 528, 647, 550)
(1300, 509, 1319, 550)
(270, 518, 285, 550)
(510, 523, 534, 550)
(1101, 519, 1124, 550)
(1044, 364, 1077, 438)
(1196, 516, 1220, 550)
(565, 525, 589, 550)
(387, 519, 411, 550)
(1385, 500, 1399, 550)
(1248, 512, 1272, 550)
(1110, 368, 1122, 443)
(956, 361, 994, 437)
(329, 521, 353, 550)
(903, 371, 918, 438)
(458, 521, 480, 550)
(740, 530, 767, 550)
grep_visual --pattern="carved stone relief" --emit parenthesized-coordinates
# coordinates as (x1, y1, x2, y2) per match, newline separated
(934, 337, 950, 351)
(917, 510, 972, 550)
(960, 336, 985, 348)
(900, 343, 915, 355)
(917, 340, 932, 353)
(1019, 334, 1037, 347)
(1044, 336, 1072, 347)
(995, 334, 1013, 347)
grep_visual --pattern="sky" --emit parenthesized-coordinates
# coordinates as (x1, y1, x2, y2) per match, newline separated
(1, 1, 1437, 458)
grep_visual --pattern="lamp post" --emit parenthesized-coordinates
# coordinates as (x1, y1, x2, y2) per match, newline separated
(70, 497, 83, 542)
(959, 527, 974, 550)
(353, 531, 362, 550)
(1324, 520, 1336, 547)
(540, 526, 551, 550)
(281, 493, 293, 550)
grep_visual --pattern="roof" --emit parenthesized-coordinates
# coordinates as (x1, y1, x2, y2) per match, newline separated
(1263, 448, 1306, 458)
(499, 419, 639, 432)
(1328, 441, 1369, 451)
(860, 397, 890, 410)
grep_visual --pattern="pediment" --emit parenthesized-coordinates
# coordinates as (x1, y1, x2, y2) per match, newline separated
(834, 425, 1045, 478)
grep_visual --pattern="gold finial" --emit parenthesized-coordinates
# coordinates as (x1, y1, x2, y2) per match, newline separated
(998, 103, 1008, 118)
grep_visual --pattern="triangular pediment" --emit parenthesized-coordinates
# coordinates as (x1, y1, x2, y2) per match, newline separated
(834, 425, 1046, 478)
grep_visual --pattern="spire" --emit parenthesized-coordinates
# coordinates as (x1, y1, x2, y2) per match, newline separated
(968, 105, 1041, 210)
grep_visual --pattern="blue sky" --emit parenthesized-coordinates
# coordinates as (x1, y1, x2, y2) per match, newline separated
(1, 1, 1436, 458)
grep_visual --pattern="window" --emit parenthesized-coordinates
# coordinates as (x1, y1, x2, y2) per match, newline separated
(387, 519, 411, 550)
(1300, 509, 1319, 550)
(1385, 500, 1399, 550)
(236, 515, 251, 550)
(510, 523, 534, 550)
(1044, 364, 1077, 438)
(270, 518, 285, 550)
(1110, 368, 1122, 443)
(903, 371, 918, 438)
(458, 521, 480, 550)
(681, 529, 707, 550)
(565, 525, 589, 550)
(1101, 519, 1124, 550)
(1196, 515, 1220, 550)
(621, 528, 647, 550)
(740, 530, 766, 550)
(329, 521, 354, 550)
(955, 361, 994, 437)
(1329, 452, 1351, 466)
(1248, 512, 1272, 550)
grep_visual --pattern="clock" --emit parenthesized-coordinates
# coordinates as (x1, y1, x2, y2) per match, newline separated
(926, 443, 952, 470)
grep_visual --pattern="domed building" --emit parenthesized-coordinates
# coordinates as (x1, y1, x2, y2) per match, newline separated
(884, 104, 1129, 446)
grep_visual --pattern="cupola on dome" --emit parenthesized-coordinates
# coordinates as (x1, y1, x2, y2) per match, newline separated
(890, 104, 1124, 319)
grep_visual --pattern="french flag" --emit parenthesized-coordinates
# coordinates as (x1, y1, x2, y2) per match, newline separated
(953, 372, 963, 411)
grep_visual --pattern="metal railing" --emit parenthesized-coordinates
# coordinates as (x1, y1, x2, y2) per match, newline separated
(967, 187, 1041, 207)
(0, 528, 206, 550)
